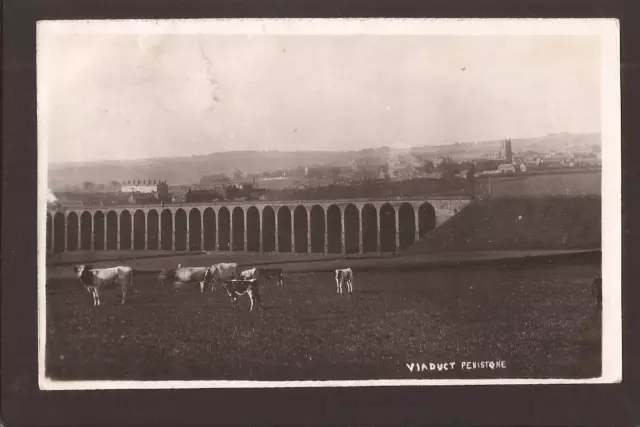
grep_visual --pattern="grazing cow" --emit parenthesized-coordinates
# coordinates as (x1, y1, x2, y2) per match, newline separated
(73, 264, 135, 306)
(203, 262, 240, 292)
(335, 268, 354, 294)
(158, 266, 211, 292)
(239, 267, 284, 286)
(223, 279, 262, 311)
(591, 276, 602, 309)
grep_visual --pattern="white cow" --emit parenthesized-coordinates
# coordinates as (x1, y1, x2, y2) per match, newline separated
(203, 262, 240, 292)
(158, 265, 211, 292)
(335, 268, 354, 294)
(73, 264, 136, 306)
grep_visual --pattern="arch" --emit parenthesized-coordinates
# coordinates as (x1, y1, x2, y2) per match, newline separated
(81, 211, 93, 250)
(380, 203, 396, 253)
(147, 210, 159, 250)
(188, 208, 202, 251)
(418, 202, 436, 238)
(203, 208, 216, 251)
(310, 205, 325, 253)
(133, 210, 145, 250)
(361, 204, 378, 253)
(66, 212, 79, 251)
(277, 206, 292, 253)
(344, 204, 359, 254)
(218, 207, 230, 251)
(294, 205, 308, 253)
(262, 206, 276, 253)
(161, 209, 173, 250)
(46, 213, 53, 252)
(327, 205, 342, 254)
(53, 212, 66, 253)
(175, 209, 187, 251)
(106, 211, 118, 250)
(93, 211, 105, 250)
(247, 206, 260, 252)
(119, 210, 132, 250)
(232, 207, 245, 251)
(398, 203, 416, 249)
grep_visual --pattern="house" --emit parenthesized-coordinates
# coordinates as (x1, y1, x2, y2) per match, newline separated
(497, 164, 516, 173)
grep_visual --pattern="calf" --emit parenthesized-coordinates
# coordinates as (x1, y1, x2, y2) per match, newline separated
(158, 266, 210, 292)
(73, 264, 135, 306)
(591, 276, 602, 310)
(223, 279, 262, 312)
(239, 267, 284, 286)
(203, 262, 240, 292)
(335, 268, 354, 294)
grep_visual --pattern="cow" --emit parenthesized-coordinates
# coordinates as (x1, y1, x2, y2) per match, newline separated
(335, 268, 354, 294)
(203, 262, 240, 292)
(158, 265, 211, 293)
(239, 267, 284, 287)
(73, 264, 135, 306)
(591, 276, 602, 310)
(223, 279, 262, 312)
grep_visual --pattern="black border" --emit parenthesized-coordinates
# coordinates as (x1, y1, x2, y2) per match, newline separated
(2, 1, 639, 426)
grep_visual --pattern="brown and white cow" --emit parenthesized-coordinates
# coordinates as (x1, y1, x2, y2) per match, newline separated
(203, 262, 240, 292)
(223, 277, 266, 312)
(239, 267, 284, 287)
(73, 264, 135, 306)
(335, 268, 354, 294)
(158, 265, 211, 292)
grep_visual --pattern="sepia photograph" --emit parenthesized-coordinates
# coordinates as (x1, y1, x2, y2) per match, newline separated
(38, 18, 621, 389)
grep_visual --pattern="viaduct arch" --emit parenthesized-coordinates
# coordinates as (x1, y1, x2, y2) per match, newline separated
(46, 197, 470, 255)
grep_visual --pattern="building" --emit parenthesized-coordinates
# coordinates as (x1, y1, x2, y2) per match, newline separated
(120, 179, 166, 194)
(497, 164, 516, 173)
(500, 139, 513, 163)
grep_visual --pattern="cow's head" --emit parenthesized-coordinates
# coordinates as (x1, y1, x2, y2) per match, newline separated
(158, 268, 174, 285)
(271, 269, 284, 286)
(73, 264, 94, 285)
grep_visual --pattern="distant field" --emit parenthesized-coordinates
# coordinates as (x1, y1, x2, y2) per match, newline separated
(45, 258, 601, 381)
(476, 171, 600, 197)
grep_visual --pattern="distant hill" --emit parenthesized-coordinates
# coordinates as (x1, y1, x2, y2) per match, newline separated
(48, 132, 600, 189)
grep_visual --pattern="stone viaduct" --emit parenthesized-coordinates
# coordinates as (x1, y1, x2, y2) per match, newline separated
(46, 197, 472, 255)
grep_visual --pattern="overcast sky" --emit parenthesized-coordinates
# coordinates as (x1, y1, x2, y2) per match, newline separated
(40, 33, 601, 164)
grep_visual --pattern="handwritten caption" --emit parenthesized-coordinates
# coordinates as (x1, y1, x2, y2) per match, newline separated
(406, 360, 507, 373)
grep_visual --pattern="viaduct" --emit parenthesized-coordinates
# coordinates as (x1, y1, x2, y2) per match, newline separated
(46, 197, 472, 255)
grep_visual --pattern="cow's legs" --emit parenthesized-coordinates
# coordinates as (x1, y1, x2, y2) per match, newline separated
(347, 279, 353, 293)
(336, 278, 341, 294)
(94, 289, 101, 306)
(247, 287, 261, 311)
(91, 289, 97, 307)
(121, 286, 127, 304)
(199, 281, 205, 293)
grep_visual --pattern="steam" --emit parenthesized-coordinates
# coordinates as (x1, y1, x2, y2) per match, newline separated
(47, 188, 58, 204)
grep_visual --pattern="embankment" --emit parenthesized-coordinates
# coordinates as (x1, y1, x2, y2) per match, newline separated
(404, 196, 601, 254)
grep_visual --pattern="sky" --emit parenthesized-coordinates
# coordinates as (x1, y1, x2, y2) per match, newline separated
(40, 30, 602, 164)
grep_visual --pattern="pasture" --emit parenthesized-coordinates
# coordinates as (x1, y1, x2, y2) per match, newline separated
(45, 259, 601, 381)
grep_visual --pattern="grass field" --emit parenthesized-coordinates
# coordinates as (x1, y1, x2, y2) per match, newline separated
(475, 170, 601, 197)
(45, 256, 601, 381)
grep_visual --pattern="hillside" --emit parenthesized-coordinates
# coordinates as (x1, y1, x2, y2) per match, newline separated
(403, 196, 601, 254)
(48, 132, 600, 189)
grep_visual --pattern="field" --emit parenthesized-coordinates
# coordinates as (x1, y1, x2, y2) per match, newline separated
(45, 256, 601, 381)
(475, 170, 601, 197)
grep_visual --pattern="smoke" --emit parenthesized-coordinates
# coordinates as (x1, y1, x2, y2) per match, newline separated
(47, 188, 58, 204)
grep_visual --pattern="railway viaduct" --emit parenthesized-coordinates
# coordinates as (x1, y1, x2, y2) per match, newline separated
(46, 197, 472, 255)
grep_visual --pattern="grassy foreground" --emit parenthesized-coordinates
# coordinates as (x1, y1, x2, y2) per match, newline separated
(45, 259, 601, 381)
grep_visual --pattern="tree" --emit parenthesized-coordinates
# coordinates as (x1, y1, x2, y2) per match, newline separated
(423, 159, 435, 173)
(82, 181, 94, 190)
(110, 180, 121, 188)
